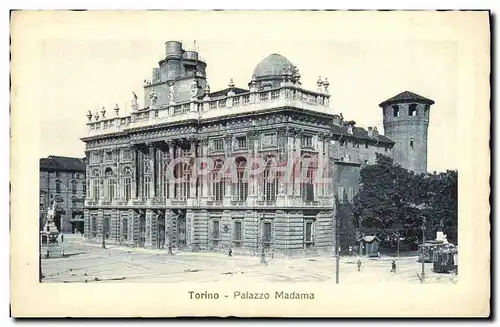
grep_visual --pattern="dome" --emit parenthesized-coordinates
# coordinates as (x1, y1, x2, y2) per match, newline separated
(253, 53, 295, 79)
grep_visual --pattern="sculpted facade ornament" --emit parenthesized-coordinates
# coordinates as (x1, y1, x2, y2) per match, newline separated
(246, 130, 259, 140)
(131, 92, 139, 111)
(149, 91, 158, 108)
(168, 83, 176, 105)
(190, 80, 198, 99)
(223, 133, 233, 144)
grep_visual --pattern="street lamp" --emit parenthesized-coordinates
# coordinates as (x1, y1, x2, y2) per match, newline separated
(335, 210, 340, 284)
(421, 215, 427, 281)
(102, 227, 106, 249)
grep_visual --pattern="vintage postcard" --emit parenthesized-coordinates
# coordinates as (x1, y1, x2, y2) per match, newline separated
(10, 10, 490, 317)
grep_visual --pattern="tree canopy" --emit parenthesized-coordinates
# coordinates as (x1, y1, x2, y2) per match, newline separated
(353, 153, 458, 248)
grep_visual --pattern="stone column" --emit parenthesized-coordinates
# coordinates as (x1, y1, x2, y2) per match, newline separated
(293, 129, 302, 197)
(201, 138, 210, 199)
(148, 144, 156, 199)
(167, 141, 175, 199)
(246, 130, 259, 204)
(223, 133, 233, 204)
(189, 139, 197, 199)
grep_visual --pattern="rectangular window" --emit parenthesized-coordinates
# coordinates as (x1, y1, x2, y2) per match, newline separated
(209, 101, 217, 109)
(212, 220, 220, 240)
(72, 182, 77, 194)
(122, 218, 128, 241)
(409, 104, 417, 116)
(103, 215, 110, 239)
(303, 135, 313, 148)
(56, 171, 61, 178)
(124, 177, 131, 201)
(393, 105, 400, 117)
(91, 215, 97, 238)
(365, 140, 369, 149)
(233, 97, 240, 106)
(213, 178, 225, 202)
(242, 95, 250, 104)
(338, 186, 344, 203)
(305, 221, 313, 246)
(234, 221, 242, 247)
(259, 92, 269, 102)
(105, 151, 113, 162)
(271, 90, 280, 100)
(213, 139, 224, 152)
(236, 136, 247, 149)
(263, 222, 272, 249)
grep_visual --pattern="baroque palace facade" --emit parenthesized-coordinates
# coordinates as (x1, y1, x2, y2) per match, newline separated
(81, 41, 434, 256)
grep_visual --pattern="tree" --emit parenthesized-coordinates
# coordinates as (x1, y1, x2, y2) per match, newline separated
(353, 153, 423, 246)
(353, 153, 458, 251)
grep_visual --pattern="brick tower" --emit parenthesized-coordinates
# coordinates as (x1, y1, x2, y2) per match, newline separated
(378, 91, 435, 174)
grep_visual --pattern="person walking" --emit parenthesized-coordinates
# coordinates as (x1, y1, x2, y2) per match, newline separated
(357, 259, 362, 272)
(228, 248, 233, 257)
(390, 260, 397, 273)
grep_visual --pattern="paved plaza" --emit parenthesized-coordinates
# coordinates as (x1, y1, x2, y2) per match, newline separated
(41, 234, 458, 284)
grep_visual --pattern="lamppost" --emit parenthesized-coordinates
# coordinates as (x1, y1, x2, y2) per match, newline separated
(102, 226, 106, 249)
(335, 209, 340, 284)
(421, 215, 427, 281)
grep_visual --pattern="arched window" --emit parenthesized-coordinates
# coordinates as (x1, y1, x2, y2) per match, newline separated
(71, 180, 78, 194)
(301, 157, 316, 202)
(104, 168, 115, 200)
(212, 160, 225, 202)
(55, 180, 62, 194)
(123, 167, 132, 201)
(91, 169, 100, 199)
(263, 157, 278, 202)
(173, 159, 191, 200)
(409, 139, 415, 150)
(234, 157, 248, 202)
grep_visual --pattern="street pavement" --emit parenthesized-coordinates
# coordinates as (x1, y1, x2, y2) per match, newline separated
(41, 234, 458, 284)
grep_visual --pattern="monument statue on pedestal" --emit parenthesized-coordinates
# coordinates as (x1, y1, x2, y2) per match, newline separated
(40, 201, 60, 245)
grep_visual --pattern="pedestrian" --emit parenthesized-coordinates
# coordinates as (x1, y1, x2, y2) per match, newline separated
(61, 234, 64, 243)
(357, 259, 362, 272)
(390, 260, 397, 273)
(228, 248, 233, 257)
(377, 251, 381, 259)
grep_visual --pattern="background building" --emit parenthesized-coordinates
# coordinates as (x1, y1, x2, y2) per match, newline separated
(40, 156, 86, 233)
(80, 41, 433, 256)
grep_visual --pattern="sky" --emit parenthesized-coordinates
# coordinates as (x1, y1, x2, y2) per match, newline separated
(11, 11, 490, 173)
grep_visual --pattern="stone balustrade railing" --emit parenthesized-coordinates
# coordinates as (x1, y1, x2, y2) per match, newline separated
(86, 86, 330, 137)
(84, 196, 334, 208)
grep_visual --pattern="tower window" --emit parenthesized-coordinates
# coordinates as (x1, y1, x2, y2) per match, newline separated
(409, 104, 417, 117)
(410, 140, 414, 150)
(392, 105, 400, 117)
